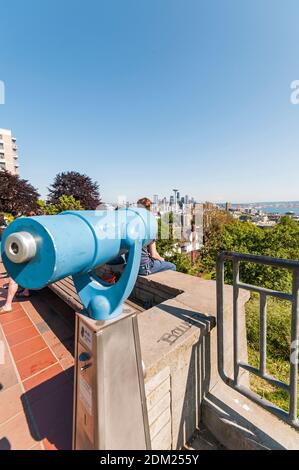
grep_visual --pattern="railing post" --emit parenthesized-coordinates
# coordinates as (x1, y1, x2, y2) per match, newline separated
(233, 259, 240, 386)
(290, 270, 299, 425)
(259, 294, 267, 376)
(216, 256, 225, 380)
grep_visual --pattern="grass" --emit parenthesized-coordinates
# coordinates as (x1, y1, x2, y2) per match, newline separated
(245, 294, 299, 416)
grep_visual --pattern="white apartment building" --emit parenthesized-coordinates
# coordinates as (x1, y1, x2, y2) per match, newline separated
(0, 128, 19, 175)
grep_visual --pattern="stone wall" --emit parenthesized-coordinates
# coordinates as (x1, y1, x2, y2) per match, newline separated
(97, 264, 250, 449)
(145, 367, 172, 450)
(136, 271, 249, 449)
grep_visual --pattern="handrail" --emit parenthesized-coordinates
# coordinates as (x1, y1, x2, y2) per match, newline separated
(217, 251, 299, 430)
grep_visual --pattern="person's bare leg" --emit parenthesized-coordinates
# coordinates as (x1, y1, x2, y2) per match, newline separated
(0, 278, 19, 313)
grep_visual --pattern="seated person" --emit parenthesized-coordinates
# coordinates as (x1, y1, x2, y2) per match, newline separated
(137, 197, 176, 276)
(0, 278, 30, 314)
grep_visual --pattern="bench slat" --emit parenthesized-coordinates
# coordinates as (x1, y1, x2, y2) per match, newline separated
(49, 278, 84, 312)
(49, 276, 144, 314)
(53, 280, 80, 300)
(58, 278, 78, 294)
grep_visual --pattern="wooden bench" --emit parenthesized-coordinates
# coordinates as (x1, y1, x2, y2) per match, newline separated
(49, 276, 144, 314)
(49, 276, 84, 312)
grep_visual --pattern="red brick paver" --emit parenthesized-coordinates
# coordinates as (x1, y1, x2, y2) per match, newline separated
(0, 264, 75, 450)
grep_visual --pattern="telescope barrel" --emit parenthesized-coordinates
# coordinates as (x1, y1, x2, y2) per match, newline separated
(1, 208, 157, 291)
(2, 209, 156, 444)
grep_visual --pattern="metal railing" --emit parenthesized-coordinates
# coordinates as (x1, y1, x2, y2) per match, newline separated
(217, 251, 299, 430)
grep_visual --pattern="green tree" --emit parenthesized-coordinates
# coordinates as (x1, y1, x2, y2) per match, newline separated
(55, 195, 83, 212)
(37, 199, 58, 215)
(200, 208, 234, 273)
(38, 195, 83, 215)
(167, 251, 202, 276)
(156, 217, 177, 258)
(201, 216, 299, 291)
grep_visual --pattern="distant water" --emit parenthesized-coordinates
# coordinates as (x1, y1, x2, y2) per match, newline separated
(259, 206, 299, 215)
(231, 203, 299, 215)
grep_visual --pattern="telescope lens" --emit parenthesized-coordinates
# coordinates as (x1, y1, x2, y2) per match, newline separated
(11, 242, 19, 255)
(4, 232, 37, 264)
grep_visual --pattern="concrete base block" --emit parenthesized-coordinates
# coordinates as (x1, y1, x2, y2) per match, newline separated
(202, 382, 299, 450)
(137, 271, 250, 449)
(145, 368, 172, 449)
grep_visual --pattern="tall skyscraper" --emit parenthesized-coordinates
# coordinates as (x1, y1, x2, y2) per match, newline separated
(185, 195, 189, 204)
(153, 194, 159, 205)
(173, 189, 179, 210)
(0, 128, 19, 175)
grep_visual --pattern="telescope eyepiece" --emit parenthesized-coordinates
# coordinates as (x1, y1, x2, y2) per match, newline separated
(4, 231, 37, 264)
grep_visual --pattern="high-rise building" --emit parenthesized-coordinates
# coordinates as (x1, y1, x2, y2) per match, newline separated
(0, 128, 19, 175)
(162, 197, 167, 211)
(173, 189, 179, 210)
(153, 194, 159, 205)
(185, 195, 189, 204)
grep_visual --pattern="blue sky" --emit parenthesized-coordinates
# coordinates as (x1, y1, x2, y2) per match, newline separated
(1, 0, 299, 203)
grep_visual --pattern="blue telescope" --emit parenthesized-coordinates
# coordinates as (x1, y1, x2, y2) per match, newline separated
(1, 208, 157, 321)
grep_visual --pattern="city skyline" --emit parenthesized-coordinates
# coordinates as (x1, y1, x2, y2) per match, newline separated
(1, 1, 299, 202)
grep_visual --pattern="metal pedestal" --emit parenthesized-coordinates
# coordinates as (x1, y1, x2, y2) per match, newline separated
(72, 308, 151, 450)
